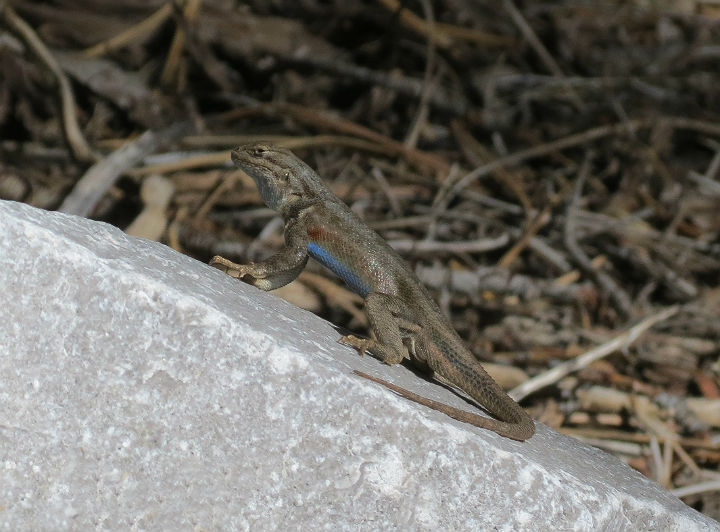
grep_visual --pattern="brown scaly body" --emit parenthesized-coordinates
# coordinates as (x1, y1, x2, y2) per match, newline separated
(211, 143, 535, 441)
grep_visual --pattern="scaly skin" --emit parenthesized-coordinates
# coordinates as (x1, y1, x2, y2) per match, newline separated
(211, 143, 535, 441)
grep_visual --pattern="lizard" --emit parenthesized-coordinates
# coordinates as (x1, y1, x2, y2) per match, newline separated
(210, 143, 535, 441)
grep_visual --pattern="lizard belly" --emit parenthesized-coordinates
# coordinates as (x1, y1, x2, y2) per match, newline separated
(307, 242, 371, 297)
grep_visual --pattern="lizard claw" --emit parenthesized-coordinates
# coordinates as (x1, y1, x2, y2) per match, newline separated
(339, 334, 373, 357)
(210, 255, 255, 279)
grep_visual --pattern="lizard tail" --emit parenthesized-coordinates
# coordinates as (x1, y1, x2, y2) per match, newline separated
(354, 370, 535, 441)
(435, 356, 536, 441)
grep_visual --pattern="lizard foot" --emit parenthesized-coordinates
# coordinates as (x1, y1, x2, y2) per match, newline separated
(210, 255, 254, 279)
(339, 334, 374, 357)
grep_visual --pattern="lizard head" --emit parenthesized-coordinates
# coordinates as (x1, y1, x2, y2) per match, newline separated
(231, 143, 332, 213)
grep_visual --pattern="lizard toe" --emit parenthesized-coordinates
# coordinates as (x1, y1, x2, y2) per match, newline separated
(339, 334, 372, 356)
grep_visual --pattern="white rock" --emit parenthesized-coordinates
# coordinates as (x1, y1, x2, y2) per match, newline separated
(0, 199, 717, 532)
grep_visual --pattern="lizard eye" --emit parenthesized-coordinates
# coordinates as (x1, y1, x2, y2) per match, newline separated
(250, 146, 266, 157)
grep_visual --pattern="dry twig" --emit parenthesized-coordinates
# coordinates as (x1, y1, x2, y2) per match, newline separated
(564, 152, 633, 318)
(1, 2, 95, 162)
(59, 123, 190, 217)
(161, 0, 203, 88)
(510, 305, 679, 401)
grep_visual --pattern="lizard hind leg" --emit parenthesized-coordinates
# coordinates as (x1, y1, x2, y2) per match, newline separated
(340, 292, 419, 366)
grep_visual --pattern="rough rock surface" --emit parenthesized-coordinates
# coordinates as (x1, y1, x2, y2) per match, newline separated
(0, 199, 717, 532)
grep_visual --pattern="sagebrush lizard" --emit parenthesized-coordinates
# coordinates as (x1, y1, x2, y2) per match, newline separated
(211, 143, 535, 441)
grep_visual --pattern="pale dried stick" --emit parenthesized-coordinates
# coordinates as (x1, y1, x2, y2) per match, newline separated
(59, 123, 189, 217)
(501, 0, 583, 109)
(672, 480, 720, 498)
(1, 2, 95, 162)
(404, 0, 437, 150)
(84, 3, 173, 57)
(437, 117, 720, 211)
(564, 153, 632, 318)
(161, 0, 203, 87)
(434, 119, 645, 211)
(376, 0, 511, 47)
(510, 305, 679, 401)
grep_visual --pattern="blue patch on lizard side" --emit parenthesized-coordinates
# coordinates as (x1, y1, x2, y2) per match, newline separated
(307, 242, 370, 297)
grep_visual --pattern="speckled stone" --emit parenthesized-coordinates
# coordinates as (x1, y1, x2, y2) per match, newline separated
(0, 200, 717, 532)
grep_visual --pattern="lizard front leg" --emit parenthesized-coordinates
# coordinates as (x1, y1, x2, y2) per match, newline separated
(211, 218, 309, 291)
(340, 292, 421, 365)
